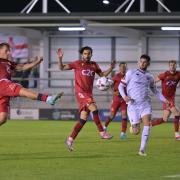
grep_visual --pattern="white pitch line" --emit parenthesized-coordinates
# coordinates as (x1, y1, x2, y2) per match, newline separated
(164, 174, 180, 178)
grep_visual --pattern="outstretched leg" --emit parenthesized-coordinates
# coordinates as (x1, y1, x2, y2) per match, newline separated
(19, 88, 64, 105)
(0, 81, 63, 106)
(151, 110, 170, 126)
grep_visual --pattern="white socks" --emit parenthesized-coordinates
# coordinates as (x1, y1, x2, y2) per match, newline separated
(140, 126, 150, 152)
(46, 96, 52, 102)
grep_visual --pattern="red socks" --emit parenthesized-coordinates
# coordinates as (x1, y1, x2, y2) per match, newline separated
(104, 117, 112, 127)
(121, 118, 127, 133)
(37, 93, 48, 102)
(174, 116, 180, 132)
(70, 119, 86, 140)
(151, 118, 164, 126)
(92, 110, 104, 132)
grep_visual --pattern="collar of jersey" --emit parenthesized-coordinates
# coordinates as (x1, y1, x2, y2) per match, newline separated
(137, 68, 146, 74)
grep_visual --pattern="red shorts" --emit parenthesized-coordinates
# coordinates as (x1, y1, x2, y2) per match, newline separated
(75, 92, 95, 113)
(110, 96, 127, 115)
(163, 96, 175, 110)
(0, 80, 22, 113)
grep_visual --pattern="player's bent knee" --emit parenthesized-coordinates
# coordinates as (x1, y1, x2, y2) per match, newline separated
(88, 103, 97, 112)
(0, 117, 7, 125)
(0, 112, 8, 125)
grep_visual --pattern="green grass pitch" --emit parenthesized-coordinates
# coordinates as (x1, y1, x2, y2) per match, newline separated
(0, 120, 179, 180)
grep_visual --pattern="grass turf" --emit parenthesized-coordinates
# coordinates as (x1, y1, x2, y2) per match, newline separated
(0, 120, 179, 180)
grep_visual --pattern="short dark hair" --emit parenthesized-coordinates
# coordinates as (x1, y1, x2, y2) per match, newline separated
(0, 42, 10, 49)
(119, 62, 127, 66)
(140, 54, 151, 62)
(79, 46, 93, 54)
(169, 60, 177, 64)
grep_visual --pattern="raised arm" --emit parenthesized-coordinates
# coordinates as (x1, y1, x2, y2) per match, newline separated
(15, 56, 43, 72)
(57, 48, 71, 70)
(99, 60, 116, 77)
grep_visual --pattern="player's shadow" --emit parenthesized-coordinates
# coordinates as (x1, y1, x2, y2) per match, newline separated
(0, 152, 126, 161)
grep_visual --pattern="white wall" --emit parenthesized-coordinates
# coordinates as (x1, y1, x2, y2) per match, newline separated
(115, 37, 140, 62)
(148, 37, 179, 61)
(82, 38, 112, 62)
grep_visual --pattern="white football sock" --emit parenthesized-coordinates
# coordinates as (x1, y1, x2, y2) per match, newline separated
(140, 126, 150, 152)
(46, 96, 52, 102)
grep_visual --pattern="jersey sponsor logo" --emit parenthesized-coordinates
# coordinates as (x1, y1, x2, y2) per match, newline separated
(166, 81, 177, 86)
(82, 69, 95, 77)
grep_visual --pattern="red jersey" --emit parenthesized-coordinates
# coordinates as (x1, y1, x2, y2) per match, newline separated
(158, 71, 180, 98)
(68, 60, 102, 94)
(112, 72, 125, 97)
(0, 59, 17, 80)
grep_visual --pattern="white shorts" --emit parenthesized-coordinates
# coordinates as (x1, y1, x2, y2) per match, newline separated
(127, 101, 152, 125)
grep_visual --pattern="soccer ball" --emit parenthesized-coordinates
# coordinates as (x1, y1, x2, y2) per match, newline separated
(129, 124, 140, 135)
(96, 77, 113, 91)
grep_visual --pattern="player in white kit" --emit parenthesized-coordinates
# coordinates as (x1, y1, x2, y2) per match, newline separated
(118, 55, 169, 156)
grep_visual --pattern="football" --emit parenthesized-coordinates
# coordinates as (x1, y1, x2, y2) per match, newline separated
(96, 76, 113, 91)
(129, 124, 140, 135)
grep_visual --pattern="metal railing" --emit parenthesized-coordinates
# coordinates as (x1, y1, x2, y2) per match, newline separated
(10, 77, 180, 109)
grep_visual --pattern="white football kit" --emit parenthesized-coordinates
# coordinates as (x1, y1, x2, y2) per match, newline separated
(118, 69, 166, 125)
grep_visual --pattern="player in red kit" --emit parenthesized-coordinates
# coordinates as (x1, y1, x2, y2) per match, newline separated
(57, 46, 115, 151)
(104, 62, 128, 140)
(0, 42, 63, 126)
(151, 60, 180, 140)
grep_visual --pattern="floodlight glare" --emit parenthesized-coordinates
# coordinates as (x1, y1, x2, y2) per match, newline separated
(58, 27, 86, 31)
(103, 0, 110, 5)
(161, 27, 180, 31)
